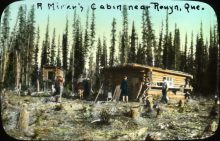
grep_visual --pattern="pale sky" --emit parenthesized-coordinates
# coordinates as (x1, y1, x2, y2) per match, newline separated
(1, 0, 218, 66)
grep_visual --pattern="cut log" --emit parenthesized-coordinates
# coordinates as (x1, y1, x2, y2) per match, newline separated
(17, 104, 29, 133)
(178, 99, 184, 108)
(130, 106, 140, 118)
(209, 121, 217, 132)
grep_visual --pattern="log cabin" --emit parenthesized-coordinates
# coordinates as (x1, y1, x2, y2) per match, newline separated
(102, 63, 193, 101)
(42, 65, 64, 91)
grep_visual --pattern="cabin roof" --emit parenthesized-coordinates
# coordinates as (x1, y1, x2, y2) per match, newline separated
(103, 63, 193, 78)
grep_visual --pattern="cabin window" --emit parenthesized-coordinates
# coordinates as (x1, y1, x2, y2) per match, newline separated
(48, 71, 55, 81)
(165, 77, 174, 87)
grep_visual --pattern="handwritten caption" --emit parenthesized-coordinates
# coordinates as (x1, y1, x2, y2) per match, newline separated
(36, 2, 205, 14)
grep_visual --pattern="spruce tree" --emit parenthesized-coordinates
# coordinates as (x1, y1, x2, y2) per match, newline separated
(162, 10, 169, 69)
(120, 5, 129, 64)
(155, 21, 163, 67)
(26, 5, 35, 86)
(101, 36, 107, 68)
(31, 27, 40, 88)
(14, 5, 26, 87)
(0, 6, 10, 85)
(195, 22, 205, 94)
(84, 8, 90, 59)
(145, 9, 154, 66)
(62, 16, 69, 70)
(94, 38, 102, 90)
(56, 35, 62, 67)
(109, 18, 116, 67)
(41, 16, 50, 67)
(74, 19, 84, 79)
(188, 31, 194, 74)
(167, 32, 174, 69)
(173, 24, 181, 70)
(136, 43, 145, 64)
(141, 9, 147, 64)
(50, 28, 56, 66)
(89, 9, 96, 79)
(128, 21, 137, 63)
(96, 38, 102, 74)
(184, 33, 188, 72)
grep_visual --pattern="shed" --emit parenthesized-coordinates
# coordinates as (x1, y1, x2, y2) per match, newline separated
(42, 65, 64, 91)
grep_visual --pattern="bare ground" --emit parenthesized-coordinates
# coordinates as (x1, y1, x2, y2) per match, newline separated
(1, 90, 219, 140)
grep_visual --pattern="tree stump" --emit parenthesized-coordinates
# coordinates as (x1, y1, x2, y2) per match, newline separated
(178, 99, 184, 108)
(209, 121, 217, 132)
(130, 106, 140, 118)
(146, 96, 153, 111)
(145, 133, 160, 140)
(17, 104, 29, 133)
(55, 95, 61, 103)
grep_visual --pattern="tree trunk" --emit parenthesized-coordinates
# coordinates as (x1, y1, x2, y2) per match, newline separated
(36, 78, 39, 92)
(1, 43, 9, 84)
(15, 51, 21, 89)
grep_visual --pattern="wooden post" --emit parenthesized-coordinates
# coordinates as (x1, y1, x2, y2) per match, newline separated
(112, 85, 121, 102)
(94, 83, 103, 103)
(136, 82, 143, 99)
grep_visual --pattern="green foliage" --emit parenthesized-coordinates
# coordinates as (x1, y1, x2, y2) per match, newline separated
(50, 28, 56, 66)
(56, 35, 62, 67)
(162, 10, 169, 69)
(136, 44, 145, 64)
(120, 5, 129, 64)
(128, 21, 137, 63)
(101, 37, 108, 68)
(100, 109, 111, 124)
(109, 18, 116, 67)
(62, 17, 68, 70)
(74, 19, 84, 79)
(173, 25, 181, 70)
(154, 21, 163, 67)
(54, 104, 63, 111)
(41, 16, 50, 67)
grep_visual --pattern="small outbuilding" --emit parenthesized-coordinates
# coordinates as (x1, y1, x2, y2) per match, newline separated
(42, 65, 64, 91)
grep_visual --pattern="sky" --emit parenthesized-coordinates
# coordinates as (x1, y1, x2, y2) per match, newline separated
(0, 0, 218, 67)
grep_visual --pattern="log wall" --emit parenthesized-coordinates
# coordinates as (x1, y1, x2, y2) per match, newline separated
(103, 67, 191, 100)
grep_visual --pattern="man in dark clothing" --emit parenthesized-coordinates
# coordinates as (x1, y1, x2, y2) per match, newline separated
(120, 76, 128, 102)
(54, 78, 60, 96)
(161, 77, 168, 104)
(83, 78, 90, 100)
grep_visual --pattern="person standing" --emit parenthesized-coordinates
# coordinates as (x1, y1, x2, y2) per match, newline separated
(161, 77, 168, 104)
(120, 76, 128, 103)
(57, 75, 65, 102)
(77, 74, 84, 100)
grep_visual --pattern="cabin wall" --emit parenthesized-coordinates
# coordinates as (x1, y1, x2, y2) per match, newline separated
(43, 68, 63, 81)
(152, 70, 186, 87)
(103, 67, 192, 100)
(104, 68, 147, 100)
(42, 68, 64, 91)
